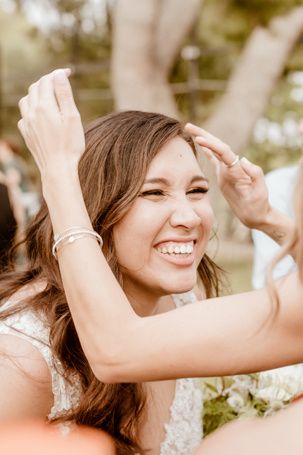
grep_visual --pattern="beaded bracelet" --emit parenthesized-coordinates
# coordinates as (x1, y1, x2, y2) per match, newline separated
(52, 227, 103, 260)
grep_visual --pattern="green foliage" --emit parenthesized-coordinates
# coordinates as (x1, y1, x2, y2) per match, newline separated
(203, 396, 238, 435)
(2, 0, 303, 173)
(0, 1, 112, 141)
(231, 0, 303, 25)
(192, 0, 303, 169)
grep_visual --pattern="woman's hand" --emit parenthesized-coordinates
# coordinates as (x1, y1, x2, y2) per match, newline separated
(185, 122, 271, 230)
(18, 69, 85, 181)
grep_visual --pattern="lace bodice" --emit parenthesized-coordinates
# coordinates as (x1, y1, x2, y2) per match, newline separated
(0, 292, 202, 454)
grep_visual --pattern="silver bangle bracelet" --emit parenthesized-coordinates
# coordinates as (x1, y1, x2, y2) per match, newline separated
(52, 227, 103, 260)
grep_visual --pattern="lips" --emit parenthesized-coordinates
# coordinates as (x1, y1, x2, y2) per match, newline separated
(154, 239, 196, 266)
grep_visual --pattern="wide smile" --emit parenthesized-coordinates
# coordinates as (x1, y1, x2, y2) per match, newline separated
(154, 240, 196, 266)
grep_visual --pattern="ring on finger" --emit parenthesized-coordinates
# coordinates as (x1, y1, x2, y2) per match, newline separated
(226, 155, 240, 168)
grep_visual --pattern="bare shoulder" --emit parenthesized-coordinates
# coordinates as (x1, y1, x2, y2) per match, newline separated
(0, 334, 53, 420)
(8, 280, 47, 303)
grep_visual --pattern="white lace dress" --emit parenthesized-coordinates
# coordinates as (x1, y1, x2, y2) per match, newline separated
(0, 292, 203, 454)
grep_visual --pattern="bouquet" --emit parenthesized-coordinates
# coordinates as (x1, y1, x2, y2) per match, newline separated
(202, 364, 303, 436)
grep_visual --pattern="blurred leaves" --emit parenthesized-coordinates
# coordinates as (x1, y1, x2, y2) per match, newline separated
(1, 0, 303, 173)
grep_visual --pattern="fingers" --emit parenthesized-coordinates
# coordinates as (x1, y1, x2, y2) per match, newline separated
(17, 119, 26, 137)
(28, 82, 39, 111)
(38, 73, 59, 111)
(186, 123, 264, 187)
(18, 96, 29, 118)
(18, 68, 74, 128)
(35, 68, 72, 114)
(240, 157, 264, 183)
(185, 122, 238, 167)
(195, 134, 237, 167)
(53, 69, 78, 115)
(202, 147, 219, 166)
(17, 119, 33, 157)
(185, 122, 209, 138)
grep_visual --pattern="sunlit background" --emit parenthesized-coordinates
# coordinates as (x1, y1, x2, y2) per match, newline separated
(1, 0, 303, 291)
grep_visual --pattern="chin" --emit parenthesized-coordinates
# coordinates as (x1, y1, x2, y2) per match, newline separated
(159, 275, 196, 295)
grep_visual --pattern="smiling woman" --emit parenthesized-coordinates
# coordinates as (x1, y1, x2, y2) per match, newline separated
(9, 69, 303, 455)
(0, 107, 221, 454)
(113, 135, 214, 301)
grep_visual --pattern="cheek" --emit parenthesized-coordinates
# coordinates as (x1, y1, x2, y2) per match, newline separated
(112, 222, 138, 265)
(198, 201, 215, 238)
(112, 206, 161, 266)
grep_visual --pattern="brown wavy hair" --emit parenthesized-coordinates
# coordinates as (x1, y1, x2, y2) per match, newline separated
(0, 111, 222, 454)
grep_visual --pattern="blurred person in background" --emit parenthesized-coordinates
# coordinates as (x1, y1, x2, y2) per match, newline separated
(0, 138, 30, 193)
(0, 138, 40, 234)
(252, 163, 299, 289)
(0, 139, 27, 244)
(252, 120, 303, 288)
(0, 174, 17, 272)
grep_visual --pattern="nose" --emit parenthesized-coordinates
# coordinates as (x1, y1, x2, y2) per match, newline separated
(169, 198, 202, 230)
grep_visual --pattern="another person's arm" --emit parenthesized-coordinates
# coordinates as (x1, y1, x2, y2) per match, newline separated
(195, 398, 303, 455)
(18, 71, 303, 383)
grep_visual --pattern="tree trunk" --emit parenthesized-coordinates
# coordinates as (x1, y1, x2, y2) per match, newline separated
(205, 6, 303, 152)
(202, 6, 303, 238)
(111, 0, 202, 117)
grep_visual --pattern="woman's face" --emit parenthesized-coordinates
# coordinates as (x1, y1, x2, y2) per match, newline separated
(113, 137, 214, 297)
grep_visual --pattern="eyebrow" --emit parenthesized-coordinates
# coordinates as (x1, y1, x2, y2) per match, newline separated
(143, 175, 209, 185)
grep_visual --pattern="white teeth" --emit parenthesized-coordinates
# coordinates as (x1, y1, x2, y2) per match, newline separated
(168, 245, 174, 254)
(157, 242, 194, 255)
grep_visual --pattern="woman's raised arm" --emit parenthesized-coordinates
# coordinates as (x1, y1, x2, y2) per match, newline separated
(18, 70, 303, 383)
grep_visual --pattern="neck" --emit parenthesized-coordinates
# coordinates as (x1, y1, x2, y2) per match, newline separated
(123, 281, 175, 317)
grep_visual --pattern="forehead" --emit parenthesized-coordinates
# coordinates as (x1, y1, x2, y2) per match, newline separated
(146, 136, 202, 177)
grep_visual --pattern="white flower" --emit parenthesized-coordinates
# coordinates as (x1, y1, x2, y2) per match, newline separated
(255, 385, 292, 402)
(227, 393, 245, 412)
(224, 375, 257, 400)
(257, 365, 303, 404)
(203, 366, 303, 436)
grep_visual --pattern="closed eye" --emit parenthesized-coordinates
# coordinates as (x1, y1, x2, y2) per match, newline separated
(140, 190, 165, 197)
(187, 187, 209, 194)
